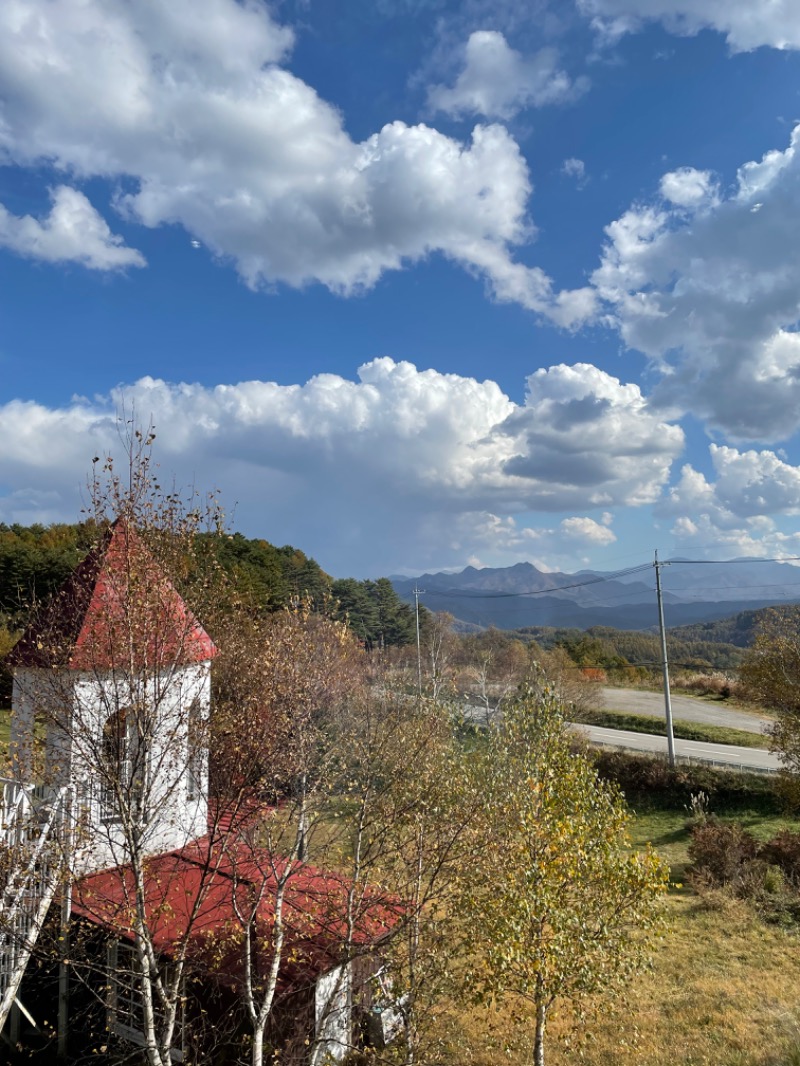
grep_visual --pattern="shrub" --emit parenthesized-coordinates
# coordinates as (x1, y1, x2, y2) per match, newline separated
(671, 672, 742, 699)
(592, 750, 775, 810)
(760, 831, 800, 886)
(684, 790, 711, 827)
(688, 821, 759, 890)
(688, 822, 800, 926)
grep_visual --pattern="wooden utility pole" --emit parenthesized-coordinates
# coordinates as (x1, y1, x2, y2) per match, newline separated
(654, 550, 676, 768)
(413, 587, 424, 698)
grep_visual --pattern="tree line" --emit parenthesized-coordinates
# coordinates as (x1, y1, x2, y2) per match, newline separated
(515, 622, 746, 674)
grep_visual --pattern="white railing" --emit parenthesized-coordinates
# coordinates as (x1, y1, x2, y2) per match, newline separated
(0, 778, 71, 1034)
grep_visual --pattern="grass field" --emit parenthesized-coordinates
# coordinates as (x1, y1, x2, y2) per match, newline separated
(433, 784, 800, 1066)
(573, 797, 800, 1066)
(574, 706, 768, 749)
(440, 897, 800, 1066)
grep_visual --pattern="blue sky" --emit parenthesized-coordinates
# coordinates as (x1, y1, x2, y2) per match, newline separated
(3, 0, 800, 579)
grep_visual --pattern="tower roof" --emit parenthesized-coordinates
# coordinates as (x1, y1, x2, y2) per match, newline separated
(7, 518, 218, 671)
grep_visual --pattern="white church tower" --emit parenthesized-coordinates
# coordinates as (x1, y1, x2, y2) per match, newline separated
(0, 518, 217, 1034)
(6, 517, 217, 874)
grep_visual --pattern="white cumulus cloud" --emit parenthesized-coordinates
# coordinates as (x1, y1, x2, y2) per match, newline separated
(0, 186, 145, 269)
(0, 359, 679, 575)
(500, 362, 684, 508)
(578, 0, 800, 52)
(428, 30, 588, 120)
(659, 167, 717, 208)
(0, 0, 592, 325)
(593, 124, 800, 441)
(560, 516, 617, 545)
(663, 444, 800, 521)
(441, 511, 617, 572)
(659, 444, 800, 559)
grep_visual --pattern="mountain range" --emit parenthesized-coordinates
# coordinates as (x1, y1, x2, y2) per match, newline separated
(391, 558, 800, 631)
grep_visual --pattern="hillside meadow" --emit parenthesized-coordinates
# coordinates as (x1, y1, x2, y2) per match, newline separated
(424, 757, 800, 1066)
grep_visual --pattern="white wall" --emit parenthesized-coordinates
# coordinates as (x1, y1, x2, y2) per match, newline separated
(11, 661, 211, 875)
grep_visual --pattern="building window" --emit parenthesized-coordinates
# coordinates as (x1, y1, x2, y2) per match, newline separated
(100, 709, 130, 822)
(186, 699, 205, 801)
(107, 940, 184, 1062)
(100, 707, 143, 822)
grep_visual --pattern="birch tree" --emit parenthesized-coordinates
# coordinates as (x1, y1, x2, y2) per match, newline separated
(215, 652, 480, 1066)
(210, 604, 375, 1066)
(421, 612, 457, 703)
(461, 687, 668, 1066)
(359, 696, 479, 1065)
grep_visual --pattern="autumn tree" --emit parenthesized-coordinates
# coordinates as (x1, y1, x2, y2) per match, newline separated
(740, 606, 800, 800)
(537, 645, 602, 716)
(214, 636, 485, 1066)
(335, 685, 481, 1066)
(460, 687, 667, 1066)
(420, 611, 457, 702)
(211, 606, 361, 1066)
(456, 628, 531, 724)
(2, 429, 247, 1065)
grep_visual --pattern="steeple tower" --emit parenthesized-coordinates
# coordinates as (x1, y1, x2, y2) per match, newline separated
(7, 519, 217, 873)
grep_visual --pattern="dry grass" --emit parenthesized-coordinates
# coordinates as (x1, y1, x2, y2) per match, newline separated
(671, 672, 745, 701)
(431, 897, 800, 1066)
(573, 706, 767, 748)
(426, 802, 800, 1066)
(552, 895, 800, 1066)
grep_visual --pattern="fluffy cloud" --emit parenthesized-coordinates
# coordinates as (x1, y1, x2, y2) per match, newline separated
(658, 167, 717, 208)
(663, 444, 800, 520)
(0, 186, 145, 269)
(578, 0, 800, 52)
(441, 512, 617, 573)
(668, 512, 800, 561)
(560, 516, 616, 544)
(0, 360, 678, 574)
(659, 444, 800, 559)
(593, 124, 800, 441)
(0, 0, 592, 325)
(500, 362, 683, 507)
(428, 30, 587, 119)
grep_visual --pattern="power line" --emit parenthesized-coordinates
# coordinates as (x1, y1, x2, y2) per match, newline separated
(667, 556, 800, 565)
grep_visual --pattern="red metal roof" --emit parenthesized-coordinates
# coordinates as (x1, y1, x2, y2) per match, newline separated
(7, 518, 217, 671)
(72, 838, 399, 985)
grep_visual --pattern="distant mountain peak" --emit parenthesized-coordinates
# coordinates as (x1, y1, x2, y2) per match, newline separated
(390, 557, 800, 632)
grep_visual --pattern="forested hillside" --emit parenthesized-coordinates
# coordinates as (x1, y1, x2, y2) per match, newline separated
(516, 622, 746, 673)
(668, 611, 763, 649)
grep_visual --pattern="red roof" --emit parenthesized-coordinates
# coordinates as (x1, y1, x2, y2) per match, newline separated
(7, 518, 217, 671)
(72, 838, 399, 985)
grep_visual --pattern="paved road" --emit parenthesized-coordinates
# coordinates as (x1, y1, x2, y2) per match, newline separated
(575, 722, 780, 773)
(462, 692, 779, 772)
(601, 686, 768, 735)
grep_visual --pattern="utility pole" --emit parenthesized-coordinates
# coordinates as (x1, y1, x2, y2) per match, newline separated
(413, 586, 424, 698)
(654, 550, 676, 768)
